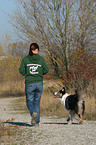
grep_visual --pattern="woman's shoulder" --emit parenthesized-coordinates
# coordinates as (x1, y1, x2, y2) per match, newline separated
(21, 55, 29, 62)
(23, 54, 29, 59)
(39, 54, 45, 60)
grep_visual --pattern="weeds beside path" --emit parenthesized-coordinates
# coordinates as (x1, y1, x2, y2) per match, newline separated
(0, 97, 96, 145)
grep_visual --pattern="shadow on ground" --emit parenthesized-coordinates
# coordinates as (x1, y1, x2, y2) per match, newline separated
(42, 122, 79, 125)
(4, 121, 79, 127)
(4, 121, 33, 127)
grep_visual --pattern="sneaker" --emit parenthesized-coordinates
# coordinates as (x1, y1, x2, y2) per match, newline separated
(31, 112, 37, 126)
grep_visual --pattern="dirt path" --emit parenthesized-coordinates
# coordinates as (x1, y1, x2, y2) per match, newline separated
(0, 97, 96, 145)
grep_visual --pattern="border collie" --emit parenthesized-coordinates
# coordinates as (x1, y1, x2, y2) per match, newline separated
(54, 87, 85, 124)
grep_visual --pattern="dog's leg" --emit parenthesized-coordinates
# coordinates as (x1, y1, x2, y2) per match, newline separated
(78, 113, 83, 124)
(78, 100, 84, 124)
(68, 111, 73, 125)
(79, 100, 85, 124)
(67, 116, 70, 122)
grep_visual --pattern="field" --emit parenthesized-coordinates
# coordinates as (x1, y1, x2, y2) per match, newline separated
(0, 79, 96, 121)
(0, 79, 96, 143)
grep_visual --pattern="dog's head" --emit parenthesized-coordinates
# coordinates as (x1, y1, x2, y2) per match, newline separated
(54, 87, 66, 98)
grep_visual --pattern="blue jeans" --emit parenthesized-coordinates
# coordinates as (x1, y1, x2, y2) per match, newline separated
(25, 82, 43, 124)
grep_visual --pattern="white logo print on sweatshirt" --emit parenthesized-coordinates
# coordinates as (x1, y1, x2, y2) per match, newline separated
(27, 64, 41, 74)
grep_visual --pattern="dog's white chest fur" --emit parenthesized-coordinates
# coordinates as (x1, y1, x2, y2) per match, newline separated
(59, 93, 69, 106)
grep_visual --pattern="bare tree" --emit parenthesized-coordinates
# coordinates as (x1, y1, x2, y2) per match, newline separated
(74, 0, 96, 51)
(10, 0, 96, 78)
(8, 41, 29, 58)
(10, 0, 76, 76)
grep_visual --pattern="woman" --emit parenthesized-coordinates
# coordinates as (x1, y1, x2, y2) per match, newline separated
(19, 43, 49, 126)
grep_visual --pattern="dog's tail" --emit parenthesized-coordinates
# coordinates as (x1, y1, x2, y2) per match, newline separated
(75, 88, 79, 95)
(82, 99, 85, 115)
(75, 88, 79, 101)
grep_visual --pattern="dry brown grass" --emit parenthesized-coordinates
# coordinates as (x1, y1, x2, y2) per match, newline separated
(0, 122, 21, 144)
(0, 79, 96, 120)
(84, 97, 96, 120)
(0, 79, 96, 143)
(41, 80, 96, 120)
(0, 80, 25, 97)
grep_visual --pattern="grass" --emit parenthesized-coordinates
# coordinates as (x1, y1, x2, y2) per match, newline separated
(2, 79, 95, 121)
(0, 121, 22, 144)
(0, 80, 25, 97)
(0, 79, 96, 121)
(84, 97, 96, 120)
(13, 92, 96, 121)
(0, 79, 96, 144)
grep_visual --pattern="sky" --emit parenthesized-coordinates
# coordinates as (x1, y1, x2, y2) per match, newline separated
(0, 0, 19, 42)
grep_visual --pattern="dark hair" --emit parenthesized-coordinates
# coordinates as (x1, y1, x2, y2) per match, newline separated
(29, 43, 39, 56)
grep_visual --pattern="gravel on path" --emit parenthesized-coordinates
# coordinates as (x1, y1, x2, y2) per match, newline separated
(0, 97, 96, 145)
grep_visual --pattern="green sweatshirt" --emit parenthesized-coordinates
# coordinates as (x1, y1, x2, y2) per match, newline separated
(19, 54, 49, 85)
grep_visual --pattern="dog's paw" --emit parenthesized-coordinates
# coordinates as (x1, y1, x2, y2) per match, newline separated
(68, 121, 72, 125)
(67, 116, 70, 122)
(78, 120, 83, 124)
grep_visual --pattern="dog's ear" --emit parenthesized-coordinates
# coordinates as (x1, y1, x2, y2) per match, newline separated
(62, 87, 65, 91)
